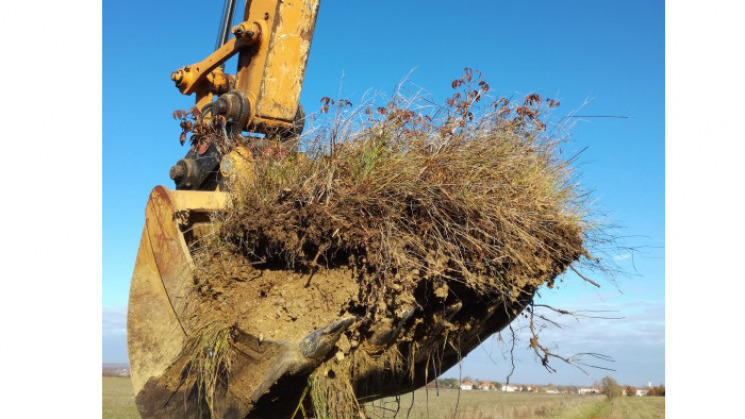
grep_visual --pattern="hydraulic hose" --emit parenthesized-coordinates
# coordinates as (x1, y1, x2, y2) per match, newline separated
(215, 0, 238, 51)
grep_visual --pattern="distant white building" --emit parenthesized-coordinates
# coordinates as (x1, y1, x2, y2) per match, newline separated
(501, 384, 519, 392)
(502, 384, 532, 392)
(578, 387, 602, 395)
(460, 381, 474, 391)
(545, 389, 560, 394)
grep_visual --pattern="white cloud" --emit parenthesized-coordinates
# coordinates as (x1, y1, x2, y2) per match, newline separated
(103, 306, 129, 363)
(103, 306, 127, 336)
(447, 299, 665, 386)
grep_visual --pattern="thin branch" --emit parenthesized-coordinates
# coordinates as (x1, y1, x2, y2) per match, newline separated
(570, 265, 601, 288)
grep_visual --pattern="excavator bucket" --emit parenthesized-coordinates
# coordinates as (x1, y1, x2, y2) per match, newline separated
(127, 187, 535, 418)
(127, 186, 224, 415)
(128, 186, 363, 418)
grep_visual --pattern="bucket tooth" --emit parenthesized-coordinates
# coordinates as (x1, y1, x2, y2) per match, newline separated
(299, 316, 356, 360)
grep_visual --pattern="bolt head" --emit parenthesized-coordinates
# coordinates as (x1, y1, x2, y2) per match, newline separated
(170, 163, 186, 180)
(215, 100, 228, 114)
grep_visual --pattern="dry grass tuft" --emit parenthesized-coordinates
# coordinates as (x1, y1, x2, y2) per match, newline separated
(183, 326, 234, 419)
(215, 69, 590, 303)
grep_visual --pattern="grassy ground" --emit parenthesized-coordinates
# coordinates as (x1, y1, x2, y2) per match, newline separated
(594, 397, 665, 419)
(366, 389, 603, 419)
(102, 377, 139, 418)
(102, 377, 663, 418)
(513, 395, 665, 419)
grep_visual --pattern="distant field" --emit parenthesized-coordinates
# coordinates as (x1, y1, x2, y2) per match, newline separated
(367, 389, 603, 419)
(579, 397, 665, 419)
(103, 377, 663, 418)
(102, 377, 139, 419)
(364, 389, 663, 419)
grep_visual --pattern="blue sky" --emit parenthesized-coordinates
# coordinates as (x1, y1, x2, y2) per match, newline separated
(104, 0, 664, 387)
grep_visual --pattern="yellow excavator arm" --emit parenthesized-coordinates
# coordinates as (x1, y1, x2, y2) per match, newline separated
(172, 0, 318, 135)
(166, 0, 318, 192)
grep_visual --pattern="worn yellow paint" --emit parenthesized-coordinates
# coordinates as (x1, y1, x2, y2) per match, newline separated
(127, 187, 229, 395)
(257, 0, 320, 120)
(220, 145, 255, 188)
(171, 36, 254, 96)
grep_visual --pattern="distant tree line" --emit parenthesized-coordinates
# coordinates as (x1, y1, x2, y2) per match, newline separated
(647, 384, 665, 396)
(435, 378, 459, 388)
(602, 376, 665, 399)
(602, 377, 623, 400)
